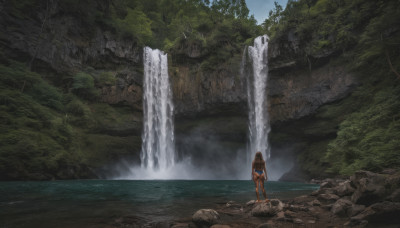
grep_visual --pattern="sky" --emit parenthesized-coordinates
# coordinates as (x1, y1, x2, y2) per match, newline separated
(245, 0, 288, 24)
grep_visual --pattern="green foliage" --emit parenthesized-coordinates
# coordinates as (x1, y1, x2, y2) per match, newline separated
(113, 8, 153, 44)
(262, 1, 284, 37)
(28, 81, 63, 111)
(265, 0, 400, 176)
(0, 61, 140, 180)
(95, 71, 116, 87)
(72, 72, 99, 100)
(0, 62, 39, 90)
(325, 84, 400, 175)
(65, 98, 89, 117)
(6, 0, 42, 19)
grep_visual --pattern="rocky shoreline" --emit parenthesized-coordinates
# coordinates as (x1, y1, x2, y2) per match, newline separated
(149, 170, 400, 228)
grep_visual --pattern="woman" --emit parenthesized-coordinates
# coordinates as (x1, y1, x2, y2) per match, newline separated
(251, 151, 269, 202)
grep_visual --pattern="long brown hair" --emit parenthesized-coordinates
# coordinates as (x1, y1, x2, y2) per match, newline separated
(253, 151, 265, 170)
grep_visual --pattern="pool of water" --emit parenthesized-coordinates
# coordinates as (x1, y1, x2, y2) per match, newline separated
(0, 180, 319, 227)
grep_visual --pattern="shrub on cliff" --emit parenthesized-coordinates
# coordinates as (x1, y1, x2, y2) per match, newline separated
(72, 72, 99, 101)
(112, 8, 152, 45)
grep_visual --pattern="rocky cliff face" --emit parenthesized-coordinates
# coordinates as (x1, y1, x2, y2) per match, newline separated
(2, 4, 355, 125)
(1, 5, 144, 107)
(0, 11, 141, 72)
(171, 62, 247, 116)
(268, 64, 355, 122)
(1, 3, 358, 180)
(171, 36, 356, 123)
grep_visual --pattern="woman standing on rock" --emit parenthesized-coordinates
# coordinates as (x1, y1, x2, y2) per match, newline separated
(252, 151, 269, 202)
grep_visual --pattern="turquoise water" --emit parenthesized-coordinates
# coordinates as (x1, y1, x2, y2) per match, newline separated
(0, 180, 318, 227)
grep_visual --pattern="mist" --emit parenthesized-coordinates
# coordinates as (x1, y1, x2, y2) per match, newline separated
(112, 124, 295, 181)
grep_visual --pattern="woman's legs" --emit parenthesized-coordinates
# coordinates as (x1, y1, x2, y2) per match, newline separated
(260, 174, 269, 202)
(253, 172, 260, 202)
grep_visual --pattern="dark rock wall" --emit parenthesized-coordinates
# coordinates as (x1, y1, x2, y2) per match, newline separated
(268, 64, 356, 122)
(0, 11, 141, 72)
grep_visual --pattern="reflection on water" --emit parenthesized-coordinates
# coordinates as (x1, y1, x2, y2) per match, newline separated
(0, 180, 318, 227)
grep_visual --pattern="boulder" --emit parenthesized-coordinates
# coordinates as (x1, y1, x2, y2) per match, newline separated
(251, 199, 283, 217)
(380, 168, 397, 175)
(320, 179, 336, 189)
(288, 205, 308, 212)
(246, 200, 256, 206)
(348, 204, 366, 217)
(171, 223, 190, 228)
(307, 220, 316, 224)
(153, 222, 171, 228)
(210, 225, 230, 228)
(311, 199, 321, 206)
(284, 210, 297, 218)
(317, 193, 340, 204)
(321, 204, 333, 210)
(292, 195, 311, 204)
(318, 188, 337, 195)
(387, 189, 400, 202)
(256, 223, 274, 228)
(334, 180, 355, 196)
(275, 211, 285, 221)
(293, 218, 303, 225)
(331, 198, 353, 217)
(350, 170, 387, 205)
(351, 201, 400, 224)
(192, 209, 220, 227)
(225, 201, 241, 209)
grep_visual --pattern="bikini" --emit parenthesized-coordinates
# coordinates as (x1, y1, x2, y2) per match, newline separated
(254, 170, 263, 175)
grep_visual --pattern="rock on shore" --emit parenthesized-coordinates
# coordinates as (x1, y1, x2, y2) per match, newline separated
(153, 170, 400, 228)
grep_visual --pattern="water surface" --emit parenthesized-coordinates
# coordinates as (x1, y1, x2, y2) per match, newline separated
(0, 180, 318, 227)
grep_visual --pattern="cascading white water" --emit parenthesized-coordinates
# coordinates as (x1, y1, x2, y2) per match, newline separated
(246, 35, 271, 163)
(141, 47, 175, 171)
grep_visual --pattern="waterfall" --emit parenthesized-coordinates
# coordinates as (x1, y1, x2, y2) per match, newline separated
(141, 47, 175, 171)
(245, 35, 271, 163)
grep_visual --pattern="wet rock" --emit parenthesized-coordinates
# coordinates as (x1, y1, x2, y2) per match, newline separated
(317, 188, 337, 195)
(351, 201, 400, 223)
(292, 195, 310, 204)
(311, 199, 321, 206)
(251, 199, 283, 217)
(246, 200, 256, 206)
(350, 170, 387, 205)
(320, 180, 336, 189)
(153, 221, 171, 228)
(225, 201, 241, 209)
(345, 219, 368, 227)
(334, 180, 355, 197)
(387, 189, 400, 202)
(307, 220, 316, 224)
(318, 193, 340, 204)
(310, 190, 319, 196)
(192, 209, 220, 227)
(275, 211, 285, 221)
(348, 204, 366, 217)
(210, 225, 230, 228)
(293, 218, 303, 224)
(288, 205, 308, 212)
(331, 199, 353, 217)
(256, 223, 274, 228)
(171, 223, 190, 228)
(284, 210, 297, 219)
(380, 168, 397, 175)
(321, 204, 333, 210)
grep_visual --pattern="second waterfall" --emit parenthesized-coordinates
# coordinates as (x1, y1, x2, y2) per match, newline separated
(244, 35, 271, 164)
(141, 47, 175, 171)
